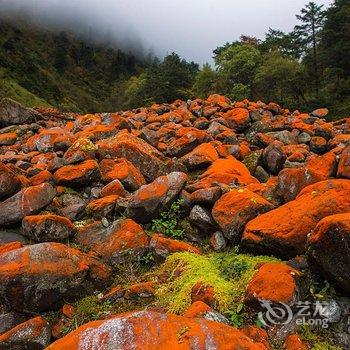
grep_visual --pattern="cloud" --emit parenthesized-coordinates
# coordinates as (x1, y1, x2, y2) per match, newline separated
(0, 0, 333, 63)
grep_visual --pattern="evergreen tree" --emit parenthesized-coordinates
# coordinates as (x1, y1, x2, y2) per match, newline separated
(293, 2, 326, 95)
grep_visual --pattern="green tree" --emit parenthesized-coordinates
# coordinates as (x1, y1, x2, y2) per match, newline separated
(192, 63, 218, 98)
(142, 53, 198, 104)
(53, 32, 69, 73)
(254, 51, 307, 107)
(214, 43, 261, 100)
(261, 28, 303, 59)
(293, 2, 326, 95)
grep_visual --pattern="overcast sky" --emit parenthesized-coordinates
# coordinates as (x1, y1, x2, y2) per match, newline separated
(0, 0, 334, 64)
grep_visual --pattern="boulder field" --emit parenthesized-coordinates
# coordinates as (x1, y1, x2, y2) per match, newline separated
(0, 96, 350, 349)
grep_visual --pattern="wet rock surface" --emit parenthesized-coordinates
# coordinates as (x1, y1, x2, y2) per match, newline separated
(0, 96, 349, 349)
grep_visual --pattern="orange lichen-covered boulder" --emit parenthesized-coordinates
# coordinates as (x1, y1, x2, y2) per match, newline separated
(127, 172, 187, 223)
(181, 143, 219, 170)
(85, 195, 119, 219)
(337, 146, 350, 179)
(277, 152, 337, 202)
(245, 263, 299, 306)
(53, 159, 100, 187)
(99, 158, 146, 191)
(63, 138, 96, 165)
(222, 107, 250, 131)
(46, 310, 268, 350)
(0, 316, 51, 349)
(241, 326, 269, 349)
(150, 233, 200, 258)
(0, 132, 17, 146)
(0, 242, 111, 312)
(0, 162, 21, 200)
(183, 301, 230, 324)
(307, 213, 350, 292)
(97, 132, 168, 182)
(284, 334, 308, 350)
(100, 179, 127, 197)
(186, 156, 258, 193)
(166, 127, 212, 157)
(0, 183, 56, 226)
(21, 214, 76, 242)
(212, 188, 274, 241)
(75, 218, 150, 264)
(207, 94, 231, 107)
(241, 180, 350, 258)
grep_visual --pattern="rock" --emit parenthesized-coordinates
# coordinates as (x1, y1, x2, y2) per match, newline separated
(241, 327, 270, 350)
(210, 231, 227, 251)
(308, 213, 350, 292)
(337, 145, 350, 179)
(63, 138, 96, 165)
(46, 310, 268, 350)
(150, 233, 200, 258)
(127, 172, 187, 223)
(309, 136, 327, 154)
(311, 108, 329, 118)
(0, 312, 26, 335)
(186, 156, 258, 193)
(100, 179, 127, 197)
(183, 301, 230, 324)
(222, 108, 250, 131)
(284, 334, 308, 350)
(189, 205, 217, 234)
(97, 132, 168, 182)
(0, 183, 56, 226)
(181, 143, 219, 170)
(297, 132, 311, 144)
(212, 188, 273, 241)
(189, 186, 222, 205)
(0, 132, 17, 146)
(262, 141, 286, 175)
(0, 316, 51, 350)
(245, 263, 299, 306)
(0, 162, 21, 200)
(53, 160, 100, 187)
(167, 128, 211, 157)
(76, 218, 150, 264)
(21, 214, 75, 242)
(85, 195, 119, 219)
(99, 158, 145, 191)
(0, 98, 42, 127)
(0, 231, 27, 244)
(241, 179, 350, 258)
(0, 242, 111, 312)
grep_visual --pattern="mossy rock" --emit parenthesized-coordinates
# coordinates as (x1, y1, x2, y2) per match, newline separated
(155, 250, 279, 314)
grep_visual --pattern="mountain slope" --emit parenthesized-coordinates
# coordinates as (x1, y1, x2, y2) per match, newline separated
(0, 19, 145, 113)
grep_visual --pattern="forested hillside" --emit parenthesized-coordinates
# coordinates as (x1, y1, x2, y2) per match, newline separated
(0, 19, 145, 112)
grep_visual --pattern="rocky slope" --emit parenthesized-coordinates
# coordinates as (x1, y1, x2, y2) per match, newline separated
(0, 95, 350, 349)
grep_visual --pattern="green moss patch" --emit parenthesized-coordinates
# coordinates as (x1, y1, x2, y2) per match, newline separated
(155, 250, 279, 314)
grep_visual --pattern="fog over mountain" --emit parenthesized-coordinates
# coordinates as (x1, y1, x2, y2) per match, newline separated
(0, 0, 333, 63)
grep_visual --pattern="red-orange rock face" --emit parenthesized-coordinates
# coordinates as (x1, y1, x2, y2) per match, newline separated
(53, 159, 100, 187)
(21, 214, 76, 242)
(212, 188, 274, 241)
(241, 179, 350, 258)
(76, 218, 150, 264)
(150, 233, 200, 257)
(0, 242, 111, 312)
(0, 183, 56, 226)
(99, 158, 146, 190)
(308, 213, 350, 292)
(46, 311, 268, 350)
(0, 162, 21, 200)
(186, 156, 258, 193)
(127, 172, 188, 223)
(245, 262, 299, 306)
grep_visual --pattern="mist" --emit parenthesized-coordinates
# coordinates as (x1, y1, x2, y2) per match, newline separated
(0, 0, 333, 64)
